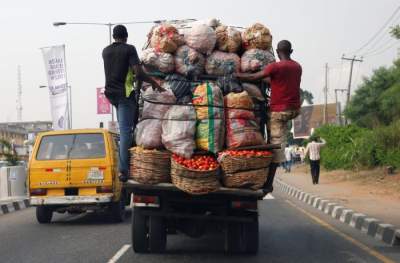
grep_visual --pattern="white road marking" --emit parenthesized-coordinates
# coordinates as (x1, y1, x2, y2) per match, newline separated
(107, 244, 131, 263)
(263, 194, 275, 200)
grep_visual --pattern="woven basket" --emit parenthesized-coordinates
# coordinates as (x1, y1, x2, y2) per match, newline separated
(129, 147, 171, 184)
(170, 158, 220, 195)
(222, 168, 268, 190)
(219, 155, 272, 174)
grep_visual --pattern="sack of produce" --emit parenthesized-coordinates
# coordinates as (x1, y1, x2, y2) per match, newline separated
(226, 118, 265, 148)
(242, 83, 265, 101)
(242, 23, 272, 50)
(193, 82, 224, 119)
(225, 91, 255, 120)
(185, 24, 216, 55)
(135, 119, 163, 149)
(150, 24, 184, 53)
(241, 48, 275, 72)
(141, 48, 175, 73)
(137, 88, 176, 149)
(174, 45, 205, 77)
(162, 105, 196, 159)
(205, 51, 240, 76)
(164, 74, 192, 102)
(193, 82, 225, 153)
(215, 25, 242, 53)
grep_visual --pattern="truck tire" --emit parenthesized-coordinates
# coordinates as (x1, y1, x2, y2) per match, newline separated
(109, 199, 125, 222)
(149, 216, 167, 253)
(225, 222, 242, 253)
(243, 220, 259, 254)
(132, 207, 149, 253)
(36, 206, 53, 224)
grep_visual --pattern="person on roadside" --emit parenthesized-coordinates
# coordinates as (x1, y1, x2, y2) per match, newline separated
(305, 136, 326, 184)
(284, 144, 292, 172)
(235, 40, 302, 194)
(102, 25, 162, 182)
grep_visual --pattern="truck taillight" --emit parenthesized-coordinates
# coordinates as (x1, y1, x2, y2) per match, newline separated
(30, 188, 47, 196)
(231, 201, 257, 210)
(133, 195, 160, 207)
(96, 186, 113, 193)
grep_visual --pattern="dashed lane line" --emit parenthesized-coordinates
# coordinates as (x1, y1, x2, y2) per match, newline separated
(286, 200, 395, 263)
(263, 194, 275, 200)
(107, 244, 131, 263)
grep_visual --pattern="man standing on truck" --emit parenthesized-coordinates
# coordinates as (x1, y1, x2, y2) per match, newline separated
(235, 40, 302, 193)
(102, 25, 162, 182)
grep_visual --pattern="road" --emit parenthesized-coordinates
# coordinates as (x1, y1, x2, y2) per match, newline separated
(0, 189, 399, 263)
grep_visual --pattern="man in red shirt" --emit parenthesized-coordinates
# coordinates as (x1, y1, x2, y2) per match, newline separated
(235, 40, 302, 193)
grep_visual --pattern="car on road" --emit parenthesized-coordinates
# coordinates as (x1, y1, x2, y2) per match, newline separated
(28, 129, 126, 223)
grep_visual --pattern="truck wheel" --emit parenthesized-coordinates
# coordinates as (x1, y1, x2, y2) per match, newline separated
(149, 216, 167, 253)
(243, 220, 259, 254)
(132, 207, 149, 253)
(36, 206, 53, 224)
(109, 199, 125, 222)
(225, 222, 243, 253)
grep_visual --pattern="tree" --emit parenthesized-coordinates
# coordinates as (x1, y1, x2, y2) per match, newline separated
(390, 25, 400, 39)
(344, 59, 400, 127)
(0, 139, 18, 165)
(300, 89, 314, 105)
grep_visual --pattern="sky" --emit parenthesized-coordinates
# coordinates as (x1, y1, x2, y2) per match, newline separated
(0, 0, 399, 128)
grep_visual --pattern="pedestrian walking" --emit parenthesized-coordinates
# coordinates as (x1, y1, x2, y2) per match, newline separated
(284, 145, 292, 172)
(102, 25, 163, 182)
(305, 136, 326, 184)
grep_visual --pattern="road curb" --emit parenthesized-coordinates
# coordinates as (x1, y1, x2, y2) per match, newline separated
(0, 199, 30, 216)
(275, 179, 400, 246)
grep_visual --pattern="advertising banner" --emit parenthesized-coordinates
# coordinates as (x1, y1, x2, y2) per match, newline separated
(41, 45, 69, 130)
(96, 87, 111, 114)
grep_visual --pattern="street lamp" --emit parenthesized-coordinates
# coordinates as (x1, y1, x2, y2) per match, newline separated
(39, 85, 72, 129)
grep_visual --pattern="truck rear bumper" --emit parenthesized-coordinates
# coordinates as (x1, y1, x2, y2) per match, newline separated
(30, 194, 113, 205)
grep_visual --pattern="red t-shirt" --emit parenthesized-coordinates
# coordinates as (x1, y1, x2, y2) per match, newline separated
(263, 59, 302, 112)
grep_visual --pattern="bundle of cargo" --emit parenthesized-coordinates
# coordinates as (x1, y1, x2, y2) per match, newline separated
(192, 82, 225, 153)
(171, 154, 220, 194)
(242, 23, 273, 50)
(215, 25, 242, 53)
(149, 24, 184, 53)
(135, 87, 176, 149)
(184, 24, 217, 55)
(162, 105, 197, 159)
(205, 51, 241, 76)
(218, 150, 272, 189)
(174, 45, 205, 76)
(242, 83, 266, 126)
(225, 91, 265, 148)
(141, 48, 175, 73)
(129, 147, 171, 184)
(241, 49, 275, 73)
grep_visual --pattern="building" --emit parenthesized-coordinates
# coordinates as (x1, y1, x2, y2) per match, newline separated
(0, 121, 52, 160)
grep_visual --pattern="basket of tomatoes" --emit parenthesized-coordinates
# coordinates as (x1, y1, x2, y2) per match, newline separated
(129, 147, 171, 184)
(171, 154, 221, 195)
(218, 150, 272, 174)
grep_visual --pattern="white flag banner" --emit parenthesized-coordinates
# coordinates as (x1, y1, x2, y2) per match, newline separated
(41, 45, 70, 130)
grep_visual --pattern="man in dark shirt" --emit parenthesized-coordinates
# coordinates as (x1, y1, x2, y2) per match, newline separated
(103, 25, 161, 182)
(235, 40, 302, 194)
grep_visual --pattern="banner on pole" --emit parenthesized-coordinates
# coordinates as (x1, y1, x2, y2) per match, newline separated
(41, 45, 69, 130)
(96, 87, 111, 114)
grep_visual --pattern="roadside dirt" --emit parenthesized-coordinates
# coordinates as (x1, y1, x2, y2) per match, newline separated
(277, 164, 400, 227)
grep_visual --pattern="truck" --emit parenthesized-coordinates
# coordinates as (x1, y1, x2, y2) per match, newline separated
(124, 73, 274, 254)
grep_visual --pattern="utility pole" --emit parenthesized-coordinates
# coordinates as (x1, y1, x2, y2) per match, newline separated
(323, 63, 328, 124)
(334, 89, 347, 125)
(341, 55, 363, 124)
(17, 65, 23, 122)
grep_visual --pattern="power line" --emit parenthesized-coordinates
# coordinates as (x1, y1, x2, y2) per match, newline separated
(348, 5, 400, 55)
(364, 41, 399, 57)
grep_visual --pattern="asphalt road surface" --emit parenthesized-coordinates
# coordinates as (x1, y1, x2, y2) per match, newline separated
(0, 189, 399, 263)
